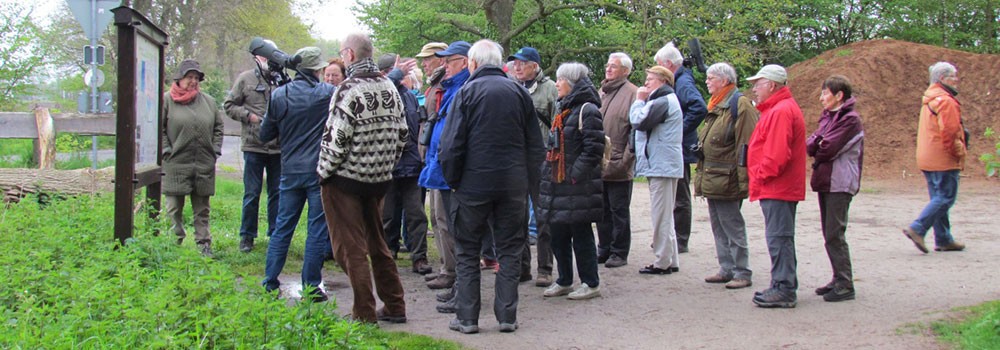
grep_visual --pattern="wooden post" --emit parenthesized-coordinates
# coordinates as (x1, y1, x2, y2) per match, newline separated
(33, 107, 56, 169)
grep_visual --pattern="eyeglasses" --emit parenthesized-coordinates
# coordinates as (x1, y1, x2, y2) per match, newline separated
(752, 80, 772, 89)
(606, 64, 623, 70)
(338, 47, 352, 57)
(512, 60, 533, 68)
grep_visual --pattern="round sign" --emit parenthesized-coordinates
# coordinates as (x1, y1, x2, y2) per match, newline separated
(84, 69, 105, 88)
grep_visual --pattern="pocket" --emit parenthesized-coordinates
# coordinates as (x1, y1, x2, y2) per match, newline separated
(700, 164, 737, 197)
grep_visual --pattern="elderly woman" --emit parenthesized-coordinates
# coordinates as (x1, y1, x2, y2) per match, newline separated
(162, 59, 224, 257)
(324, 57, 346, 86)
(538, 62, 605, 300)
(807, 75, 864, 302)
(694, 62, 760, 289)
(630, 66, 683, 275)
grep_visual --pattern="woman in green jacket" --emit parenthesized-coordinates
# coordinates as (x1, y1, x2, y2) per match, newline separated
(162, 59, 224, 257)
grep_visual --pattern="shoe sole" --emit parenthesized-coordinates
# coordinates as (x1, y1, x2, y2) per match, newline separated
(902, 228, 929, 253)
(605, 261, 628, 268)
(725, 281, 752, 289)
(449, 323, 479, 334)
(543, 288, 573, 297)
(824, 292, 856, 302)
(377, 316, 407, 323)
(499, 324, 518, 333)
(568, 292, 601, 300)
(535, 280, 551, 287)
(753, 299, 797, 308)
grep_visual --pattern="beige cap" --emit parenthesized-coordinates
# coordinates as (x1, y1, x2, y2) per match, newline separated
(415, 42, 448, 58)
(746, 64, 787, 84)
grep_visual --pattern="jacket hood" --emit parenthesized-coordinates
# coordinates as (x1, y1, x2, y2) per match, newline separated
(832, 96, 857, 115)
(922, 83, 956, 105)
(559, 76, 601, 110)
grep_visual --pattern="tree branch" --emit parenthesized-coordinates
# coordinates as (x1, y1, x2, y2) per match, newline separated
(438, 16, 485, 37)
(502, 1, 628, 43)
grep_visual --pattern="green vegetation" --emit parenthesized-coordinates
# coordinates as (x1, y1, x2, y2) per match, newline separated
(932, 301, 1000, 349)
(979, 127, 1000, 177)
(0, 136, 116, 169)
(0, 179, 462, 349)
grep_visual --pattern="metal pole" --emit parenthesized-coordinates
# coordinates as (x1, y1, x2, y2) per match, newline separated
(90, 0, 99, 169)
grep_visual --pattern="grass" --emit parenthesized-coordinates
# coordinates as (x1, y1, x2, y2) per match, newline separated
(0, 178, 462, 349)
(932, 301, 1000, 349)
(1, 137, 116, 169)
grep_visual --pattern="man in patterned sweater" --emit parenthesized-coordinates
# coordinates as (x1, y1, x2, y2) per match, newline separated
(317, 33, 409, 324)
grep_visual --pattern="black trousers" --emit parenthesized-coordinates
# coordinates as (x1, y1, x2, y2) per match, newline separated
(819, 192, 854, 289)
(675, 162, 693, 248)
(381, 177, 428, 262)
(597, 181, 633, 259)
(451, 191, 526, 324)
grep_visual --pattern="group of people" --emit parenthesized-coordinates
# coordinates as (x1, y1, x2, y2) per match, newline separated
(158, 31, 969, 333)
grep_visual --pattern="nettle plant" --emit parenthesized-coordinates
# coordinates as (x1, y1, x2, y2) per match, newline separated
(980, 127, 1000, 177)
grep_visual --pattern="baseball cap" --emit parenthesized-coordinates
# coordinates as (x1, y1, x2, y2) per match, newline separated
(377, 53, 397, 71)
(746, 64, 787, 84)
(435, 41, 471, 57)
(415, 42, 448, 58)
(507, 47, 541, 65)
(296, 47, 328, 71)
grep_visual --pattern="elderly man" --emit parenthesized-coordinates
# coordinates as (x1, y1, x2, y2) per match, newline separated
(902, 62, 967, 253)
(259, 47, 335, 302)
(224, 43, 281, 253)
(439, 39, 544, 334)
(317, 33, 409, 324)
(655, 43, 707, 253)
(597, 52, 638, 268)
(507, 46, 557, 286)
(745, 64, 806, 308)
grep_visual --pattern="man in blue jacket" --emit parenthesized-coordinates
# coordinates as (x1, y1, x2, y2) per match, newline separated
(656, 42, 707, 253)
(259, 47, 334, 302)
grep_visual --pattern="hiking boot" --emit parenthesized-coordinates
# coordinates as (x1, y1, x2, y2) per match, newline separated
(725, 278, 752, 289)
(935, 241, 965, 252)
(412, 259, 433, 275)
(535, 274, 553, 287)
(498, 322, 519, 333)
(543, 283, 574, 297)
(197, 243, 213, 258)
(704, 274, 732, 284)
(426, 275, 455, 290)
(567, 283, 601, 300)
(605, 255, 628, 268)
(436, 298, 457, 313)
(752, 288, 796, 308)
(376, 307, 407, 323)
(902, 227, 928, 253)
(449, 318, 479, 334)
(436, 288, 455, 303)
(815, 281, 836, 295)
(425, 273, 441, 282)
(823, 286, 856, 302)
(239, 237, 254, 252)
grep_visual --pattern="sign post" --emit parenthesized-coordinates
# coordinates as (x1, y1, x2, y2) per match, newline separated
(68, 0, 119, 169)
(112, 5, 168, 244)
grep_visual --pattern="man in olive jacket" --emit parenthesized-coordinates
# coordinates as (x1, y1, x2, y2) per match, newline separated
(224, 51, 281, 253)
(597, 52, 638, 268)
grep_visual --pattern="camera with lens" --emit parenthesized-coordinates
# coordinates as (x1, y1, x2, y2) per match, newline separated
(249, 37, 303, 86)
(690, 142, 704, 159)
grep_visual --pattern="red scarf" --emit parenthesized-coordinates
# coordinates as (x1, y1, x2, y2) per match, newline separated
(169, 82, 200, 105)
(546, 109, 571, 183)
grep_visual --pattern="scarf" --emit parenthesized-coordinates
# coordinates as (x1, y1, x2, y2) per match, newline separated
(707, 83, 736, 111)
(600, 77, 627, 94)
(546, 109, 572, 183)
(346, 57, 379, 77)
(169, 82, 199, 105)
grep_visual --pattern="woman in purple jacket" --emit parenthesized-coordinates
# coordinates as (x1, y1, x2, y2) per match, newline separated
(807, 75, 864, 303)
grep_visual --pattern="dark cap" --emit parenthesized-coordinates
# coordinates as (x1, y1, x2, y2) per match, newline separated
(434, 41, 471, 57)
(174, 59, 205, 81)
(377, 53, 397, 71)
(507, 47, 541, 65)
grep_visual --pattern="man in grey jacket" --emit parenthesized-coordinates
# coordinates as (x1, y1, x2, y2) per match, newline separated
(224, 46, 281, 253)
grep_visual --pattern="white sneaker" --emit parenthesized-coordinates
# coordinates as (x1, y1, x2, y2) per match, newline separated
(567, 283, 601, 300)
(543, 283, 573, 297)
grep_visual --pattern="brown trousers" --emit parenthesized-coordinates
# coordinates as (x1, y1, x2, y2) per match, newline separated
(320, 183, 405, 322)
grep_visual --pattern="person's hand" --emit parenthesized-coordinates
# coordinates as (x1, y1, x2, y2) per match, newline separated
(249, 113, 261, 124)
(395, 56, 416, 75)
(636, 86, 651, 101)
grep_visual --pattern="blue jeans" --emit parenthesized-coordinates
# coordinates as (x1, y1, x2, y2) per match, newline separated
(240, 152, 281, 239)
(262, 173, 329, 291)
(528, 197, 538, 238)
(910, 170, 959, 246)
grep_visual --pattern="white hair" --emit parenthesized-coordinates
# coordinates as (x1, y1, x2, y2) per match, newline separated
(556, 62, 590, 86)
(654, 42, 683, 67)
(929, 61, 957, 85)
(409, 67, 424, 91)
(608, 52, 633, 73)
(468, 39, 504, 67)
(706, 62, 737, 85)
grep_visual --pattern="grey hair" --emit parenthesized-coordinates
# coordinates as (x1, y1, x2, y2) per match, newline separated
(929, 61, 957, 84)
(468, 39, 504, 67)
(556, 62, 590, 86)
(608, 52, 633, 73)
(706, 62, 737, 85)
(343, 33, 374, 59)
(409, 67, 424, 91)
(654, 42, 683, 67)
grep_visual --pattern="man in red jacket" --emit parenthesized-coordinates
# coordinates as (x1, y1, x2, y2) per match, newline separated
(745, 65, 806, 308)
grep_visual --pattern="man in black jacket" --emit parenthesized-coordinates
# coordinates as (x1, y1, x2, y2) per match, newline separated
(438, 39, 544, 334)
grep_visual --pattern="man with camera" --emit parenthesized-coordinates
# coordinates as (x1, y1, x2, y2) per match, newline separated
(224, 42, 282, 253)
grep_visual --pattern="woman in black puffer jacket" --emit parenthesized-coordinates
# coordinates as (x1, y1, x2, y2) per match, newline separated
(538, 62, 606, 300)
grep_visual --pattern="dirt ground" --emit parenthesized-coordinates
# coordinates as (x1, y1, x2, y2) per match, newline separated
(284, 178, 999, 350)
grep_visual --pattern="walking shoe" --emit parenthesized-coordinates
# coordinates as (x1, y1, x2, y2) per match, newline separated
(197, 243, 213, 258)
(543, 283, 574, 297)
(752, 288, 796, 308)
(376, 307, 407, 323)
(605, 255, 628, 268)
(567, 283, 601, 300)
(639, 264, 672, 275)
(822, 286, 856, 302)
(426, 275, 455, 290)
(412, 259, 433, 275)
(704, 274, 732, 283)
(436, 298, 457, 313)
(902, 227, 928, 253)
(239, 237, 254, 252)
(519, 271, 533, 283)
(535, 274, 553, 287)
(815, 281, 836, 295)
(725, 278, 752, 289)
(449, 318, 479, 334)
(498, 322, 519, 333)
(597, 254, 610, 264)
(305, 289, 329, 303)
(935, 241, 965, 252)
(436, 288, 455, 303)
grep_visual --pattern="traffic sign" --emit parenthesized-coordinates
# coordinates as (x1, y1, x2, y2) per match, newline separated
(85, 69, 105, 88)
(83, 45, 106, 65)
(67, 0, 121, 39)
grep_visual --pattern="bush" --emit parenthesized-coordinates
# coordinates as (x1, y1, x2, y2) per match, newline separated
(980, 127, 1000, 177)
(0, 194, 460, 349)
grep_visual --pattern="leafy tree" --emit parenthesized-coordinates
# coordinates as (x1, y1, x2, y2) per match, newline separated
(0, 2, 48, 110)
